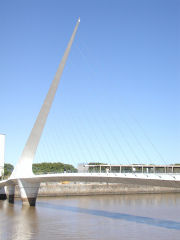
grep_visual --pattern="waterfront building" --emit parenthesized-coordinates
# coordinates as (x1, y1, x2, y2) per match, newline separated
(0, 134, 5, 177)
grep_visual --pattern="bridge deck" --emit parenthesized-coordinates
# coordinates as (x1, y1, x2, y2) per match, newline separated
(1, 173, 180, 189)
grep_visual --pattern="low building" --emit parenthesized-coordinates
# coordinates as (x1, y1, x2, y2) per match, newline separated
(80, 163, 180, 174)
(0, 134, 5, 177)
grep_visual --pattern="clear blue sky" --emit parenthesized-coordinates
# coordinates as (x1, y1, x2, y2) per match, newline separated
(0, 0, 179, 167)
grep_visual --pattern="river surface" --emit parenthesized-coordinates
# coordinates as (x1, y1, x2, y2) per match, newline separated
(0, 193, 180, 240)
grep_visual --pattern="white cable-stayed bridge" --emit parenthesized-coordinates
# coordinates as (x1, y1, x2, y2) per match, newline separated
(0, 18, 179, 206)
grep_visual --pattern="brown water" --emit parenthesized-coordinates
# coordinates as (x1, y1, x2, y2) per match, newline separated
(0, 193, 180, 240)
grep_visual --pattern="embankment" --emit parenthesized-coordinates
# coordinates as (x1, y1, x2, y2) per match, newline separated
(14, 182, 180, 197)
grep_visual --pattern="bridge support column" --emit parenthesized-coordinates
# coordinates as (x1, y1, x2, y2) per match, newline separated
(0, 187, 7, 200)
(6, 185, 15, 203)
(18, 180, 40, 206)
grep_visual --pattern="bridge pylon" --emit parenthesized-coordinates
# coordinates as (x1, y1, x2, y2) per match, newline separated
(0, 18, 80, 206)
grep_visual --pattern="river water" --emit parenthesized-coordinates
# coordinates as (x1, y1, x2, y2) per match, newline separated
(0, 193, 180, 240)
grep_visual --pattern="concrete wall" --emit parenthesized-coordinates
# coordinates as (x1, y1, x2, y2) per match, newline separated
(14, 182, 180, 198)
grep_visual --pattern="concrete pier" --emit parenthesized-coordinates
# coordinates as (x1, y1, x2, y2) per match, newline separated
(18, 180, 40, 206)
(6, 185, 15, 203)
(0, 187, 7, 200)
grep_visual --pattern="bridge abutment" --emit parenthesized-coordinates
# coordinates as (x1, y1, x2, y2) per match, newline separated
(18, 180, 40, 206)
(0, 187, 7, 200)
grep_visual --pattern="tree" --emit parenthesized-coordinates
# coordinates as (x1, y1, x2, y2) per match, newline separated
(32, 162, 77, 174)
(3, 163, 14, 177)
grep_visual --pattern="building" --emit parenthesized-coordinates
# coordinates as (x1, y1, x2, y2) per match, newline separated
(0, 134, 5, 177)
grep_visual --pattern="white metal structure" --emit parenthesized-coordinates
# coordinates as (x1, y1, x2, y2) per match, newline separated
(0, 18, 179, 206)
(0, 134, 5, 177)
(0, 18, 81, 205)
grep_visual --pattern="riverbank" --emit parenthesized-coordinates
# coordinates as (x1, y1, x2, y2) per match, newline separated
(14, 182, 180, 197)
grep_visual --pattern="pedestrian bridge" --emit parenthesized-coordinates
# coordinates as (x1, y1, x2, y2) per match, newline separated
(1, 172, 180, 206)
(0, 18, 179, 206)
(2, 172, 180, 187)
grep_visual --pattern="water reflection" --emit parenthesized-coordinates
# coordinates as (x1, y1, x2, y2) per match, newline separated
(0, 200, 38, 240)
(1, 194, 180, 240)
(38, 201, 180, 230)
